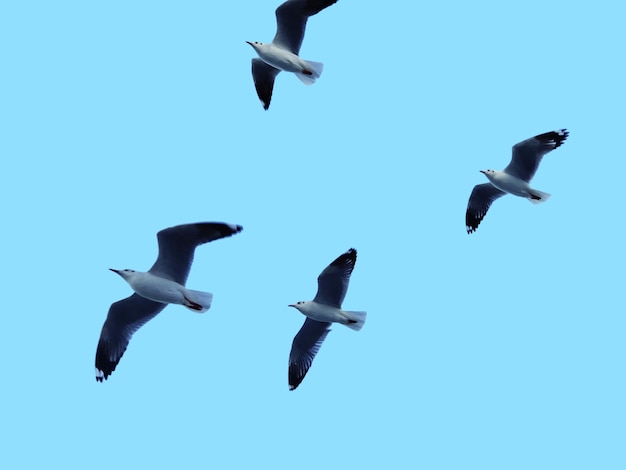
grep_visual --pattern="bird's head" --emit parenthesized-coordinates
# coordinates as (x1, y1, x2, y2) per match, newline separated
(109, 268, 136, 280)
(480, 169, 496, 179)
(246, 41, 264, 51)
(288, 301, 307, 313)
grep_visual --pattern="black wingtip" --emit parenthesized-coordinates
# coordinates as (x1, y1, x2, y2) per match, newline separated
(330, 248, 357, 267)
(95, 349, 119, 383)
(95, 336, 126, 383)
(220, 223, 243, 240)
(535, 129, 569, 149)
(466, 219, 480, 234)
(194, 222, 244, 239)
(288, 367, 307, 391)
(95, 364, 113, 382)
(466, 209, 486, 233)
(293, 0, 340, 17)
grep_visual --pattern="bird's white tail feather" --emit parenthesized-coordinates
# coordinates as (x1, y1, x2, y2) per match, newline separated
(343, 311, 367, 331)
(527, 189, 551, 205)
(182, 289, 213, 313)
(295, 60, 323, 85)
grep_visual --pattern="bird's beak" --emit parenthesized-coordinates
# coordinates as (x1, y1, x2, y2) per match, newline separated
(245, 41, 253, 46)
(109, 268, 120, 274)
(479, 170, 487, 174)
(288, 304, 295, 308)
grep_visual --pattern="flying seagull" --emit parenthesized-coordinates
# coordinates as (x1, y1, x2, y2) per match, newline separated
(466, 129, 569, 234)
(95, 222, 243, 381)
(288, 248, 366, 390)
(246, 0, 338, 110)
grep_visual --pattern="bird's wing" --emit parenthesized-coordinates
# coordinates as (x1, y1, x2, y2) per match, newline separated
(466, 183, 507, 234)
(273, 0, 338, 54)
(288, 318, 331, 390)
(95, 294, 167, 381)
(148, 222, 243, 284)
(251, 58, 281, 110)
(313, 248, 356, 308)
(504, 129, 569, 182)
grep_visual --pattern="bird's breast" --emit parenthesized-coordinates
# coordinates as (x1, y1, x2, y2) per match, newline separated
(300, 302, 344, 323)
(257, 45, 305, 73)
(490, 173, 530, 198)
(129, 273, 185, 304)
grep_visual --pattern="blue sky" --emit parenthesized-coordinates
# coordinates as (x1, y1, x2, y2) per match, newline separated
(1, 0, 625, 468)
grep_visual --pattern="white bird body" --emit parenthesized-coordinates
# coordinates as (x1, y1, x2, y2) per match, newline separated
(287, 248, 365, 390)
(250, 42, 305, 74)
(247, 41, 323, 84)
(247, 0, 337, 109)
(481, 169, 550, 202)
(465, 129, 568, 233)
(111, 269, 212, 313)
(96, 222, 242, 382)
(290, 300, 366, 330)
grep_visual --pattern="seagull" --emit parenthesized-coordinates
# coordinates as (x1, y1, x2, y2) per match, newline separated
(288, 248, 366, 390)
(466, 129, 569, 234)
(95, 222, 243, 382)
(246, 0, 338, 110)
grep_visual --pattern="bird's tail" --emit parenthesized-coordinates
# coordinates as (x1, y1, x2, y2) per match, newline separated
(296, 60, 323, 85)
(527, 189, 551, 204)
(182, 289, 213, 313)
(342, 311, 367, 331)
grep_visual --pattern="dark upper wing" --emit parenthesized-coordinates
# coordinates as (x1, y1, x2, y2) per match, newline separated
(466, 183, 506, 234)
(273, 0, 338, 54)
(148, 222, 243, 284)
(251, 58, 281, 110)
(313, 248, 356, 308)
(95, 294, 167, 382)
(288, 318, 331, 390)
(504, 129, 569, 182)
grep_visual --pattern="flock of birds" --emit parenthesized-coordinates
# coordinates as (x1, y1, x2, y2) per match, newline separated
(95, 0, 570, 390)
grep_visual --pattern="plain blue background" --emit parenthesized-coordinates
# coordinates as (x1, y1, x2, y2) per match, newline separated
(1, 1, 625, 468)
